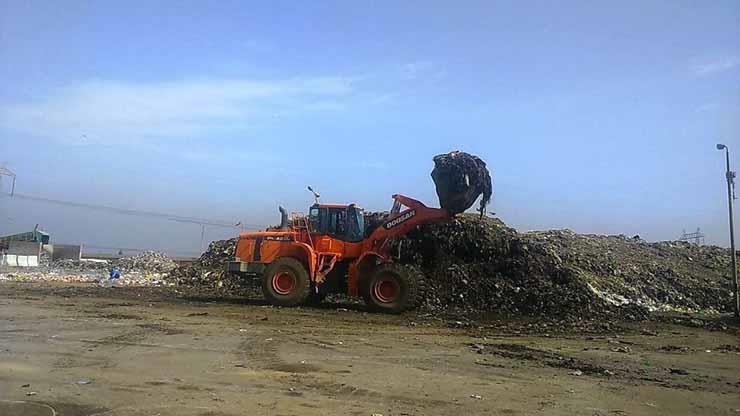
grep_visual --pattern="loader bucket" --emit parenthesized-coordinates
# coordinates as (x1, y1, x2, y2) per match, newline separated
(431, 151, 493, 215)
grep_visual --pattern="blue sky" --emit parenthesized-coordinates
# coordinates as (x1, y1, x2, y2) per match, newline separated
(1, 0, 739, 254)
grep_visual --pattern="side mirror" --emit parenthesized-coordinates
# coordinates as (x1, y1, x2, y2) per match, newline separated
(307, 186, 320, 203)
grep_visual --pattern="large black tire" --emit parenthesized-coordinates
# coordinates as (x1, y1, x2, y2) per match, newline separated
(360, 263, 425, 314)
(261, 258, 311, 307)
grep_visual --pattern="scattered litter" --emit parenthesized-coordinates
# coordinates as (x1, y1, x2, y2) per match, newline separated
(470, 343, 486, 354)
(470, 394, 483, 400)
(716, 344, 740, 353)
(568, 370, 583, 376)
(77, 379, 92, 385)
(25, 392, 37, 396)
(1, 251, 177, 287)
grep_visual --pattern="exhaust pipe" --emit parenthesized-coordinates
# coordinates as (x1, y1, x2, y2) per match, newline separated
(279, 206, 289, 229)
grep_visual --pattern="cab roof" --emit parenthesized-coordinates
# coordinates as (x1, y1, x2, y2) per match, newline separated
(312, 203, 363, 210)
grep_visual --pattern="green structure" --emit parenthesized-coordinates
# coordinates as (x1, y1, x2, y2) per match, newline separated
(0, 225, 50, 246)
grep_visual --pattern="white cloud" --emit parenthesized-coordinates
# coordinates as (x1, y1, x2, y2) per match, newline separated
(695, 102, 719, 113)
(690, 55, 740, 76)
(0, 77, 356, 143)
(402, 62, 434, 79)
(400, 61, 445, 81)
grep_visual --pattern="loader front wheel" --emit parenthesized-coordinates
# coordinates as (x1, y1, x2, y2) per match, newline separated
(361, 264, 425, 314)
(262, 258, 311, 307)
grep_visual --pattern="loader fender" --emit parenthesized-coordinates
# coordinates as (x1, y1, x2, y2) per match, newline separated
(349, 251, 386, 297)
(271, 241, 317, 280)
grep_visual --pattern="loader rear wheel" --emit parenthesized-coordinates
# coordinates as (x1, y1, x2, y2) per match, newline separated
(262, 258, 311, 307)
(361, 263, 425, 314)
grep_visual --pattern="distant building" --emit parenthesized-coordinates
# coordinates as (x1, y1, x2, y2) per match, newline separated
(0, 225, 50, 267)
(0, 224, 50, 248)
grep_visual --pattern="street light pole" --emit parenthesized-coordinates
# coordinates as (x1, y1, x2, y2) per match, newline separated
(717, 143, 739, 319)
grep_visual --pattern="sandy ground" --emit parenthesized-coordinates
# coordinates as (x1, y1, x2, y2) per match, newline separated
(0, 281, 738, 416)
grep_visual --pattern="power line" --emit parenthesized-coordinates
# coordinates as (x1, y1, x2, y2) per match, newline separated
(80, 244, 201, 257)
(1, 192, 265, 229)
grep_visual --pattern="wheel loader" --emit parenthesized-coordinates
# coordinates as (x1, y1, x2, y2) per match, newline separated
(227, 151, 492, 313)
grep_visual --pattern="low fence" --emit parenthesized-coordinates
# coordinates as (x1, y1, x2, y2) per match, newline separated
(1, 241, 41, 267)
(0, 242, 82, 267)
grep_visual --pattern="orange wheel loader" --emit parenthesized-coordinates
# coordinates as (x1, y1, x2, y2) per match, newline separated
(226, 151, 492, 313)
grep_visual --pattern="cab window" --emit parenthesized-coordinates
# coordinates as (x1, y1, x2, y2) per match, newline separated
(328, 208, 347, 237)
(346, 206, 364, 242)
(309, 206, 324, 233)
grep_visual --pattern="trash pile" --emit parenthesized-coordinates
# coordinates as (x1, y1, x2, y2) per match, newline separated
(39, 251, 51, 267)
(1, 251, 177, 286)
(522, 230, 733, 314)
(168, 238, 252, 293)
(113, 251, 177, 273)
(167, 214, 734, 319)
(431, 151, 493, 215)
(0, 270, 100, 284)
(394, 215, 735, 318)
(50, 258, 110, 272)
(364, 211, 390, 237)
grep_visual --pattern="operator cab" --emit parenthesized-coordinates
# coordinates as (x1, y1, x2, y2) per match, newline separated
(308, 203, 365, 242)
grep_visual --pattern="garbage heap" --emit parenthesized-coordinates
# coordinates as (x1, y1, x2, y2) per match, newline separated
(113, 251, 177, 273)
(168, 238, 250, 293)
(50, 258, 110, 272)
(168, 216, 734, 319)
(2, 251, 177, 285)
(394, 215, 734, 319)
(48, 251, 177, 274)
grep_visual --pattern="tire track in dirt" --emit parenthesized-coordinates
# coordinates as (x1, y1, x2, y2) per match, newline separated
(472, 342, 740, 393)
(234, 336, 452, 409)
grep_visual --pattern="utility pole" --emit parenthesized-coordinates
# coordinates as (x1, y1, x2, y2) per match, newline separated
(716, 144, 739, 319)
(199, 224, 206, 252)
(0, 166, 16, 196)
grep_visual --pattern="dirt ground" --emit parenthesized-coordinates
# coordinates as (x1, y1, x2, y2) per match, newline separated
(0, 282, 738, 416)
